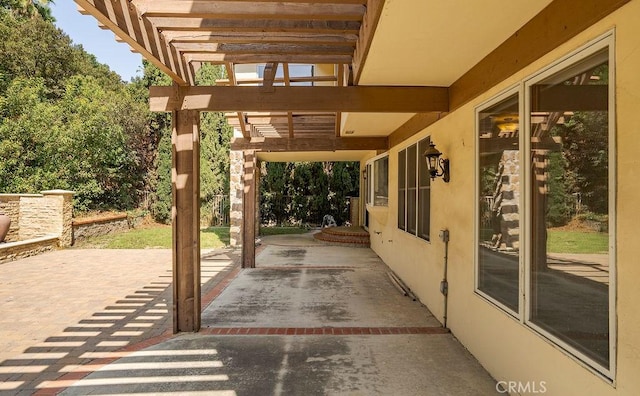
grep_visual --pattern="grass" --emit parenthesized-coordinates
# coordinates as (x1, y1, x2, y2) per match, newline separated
(74, 225, 230, 249)
(259, 226, 309, 236)
(547, 229, 608, 254)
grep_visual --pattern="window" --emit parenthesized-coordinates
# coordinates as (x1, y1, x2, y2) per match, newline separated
(527, 46, 612, 372)
(398, 137, 431, 240)
(476, 91, 521, 314)
(475, 36, 615, 376)
(365, 155, 388, 207)
(257, 64, 314, 86)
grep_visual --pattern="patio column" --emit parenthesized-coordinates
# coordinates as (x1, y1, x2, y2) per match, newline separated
(171, 109, 201, 333)
(242, 150, 257, 268)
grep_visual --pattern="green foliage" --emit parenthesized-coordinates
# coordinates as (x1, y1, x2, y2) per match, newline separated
(259, 226, 308, 236)
(260, 162, 291, 226)
(73, 225, 230, 249)
(197, 63, 232, 208)
(561, 111, 609, 214)
(0, 11, 120, 98)
(0, 12, 151, 213)
(547, 229, 608, 254)
(137, 61, 232, 223)
(0, 74, 147, 211)
(261, 161, 360, 226)
(0, 0, 54, 21)
(546, 152, 573, 227)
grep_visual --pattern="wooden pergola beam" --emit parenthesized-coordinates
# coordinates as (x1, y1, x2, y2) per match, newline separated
(150, 85, 449, 113)
(147, 18, 362, 33)
(134, 1, 366, 21)
(75, 0, 188, 84)
(183, 53, 353, 64)
(262, 62, 279, 89)
(164, 31, 359, 45)
(216, 76, 336, 85)
(231, 137, 388, 152)
(352, 0, 385, 85)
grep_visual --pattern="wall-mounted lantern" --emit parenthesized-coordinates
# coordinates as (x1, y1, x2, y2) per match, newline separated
(423, 142, 450, 183)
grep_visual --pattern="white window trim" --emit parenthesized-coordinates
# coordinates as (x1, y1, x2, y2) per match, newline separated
(397, 137, 432, 242)
(365, 152, 389, 207)
(473, 31, 617, 381)
(523, 31, 616, 381)
(473, 85, 524, 319)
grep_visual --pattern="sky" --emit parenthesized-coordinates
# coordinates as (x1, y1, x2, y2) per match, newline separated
(50, 2, 143, 82)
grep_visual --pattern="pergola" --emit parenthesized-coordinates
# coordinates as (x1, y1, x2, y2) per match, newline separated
(74, 0, 628, 333)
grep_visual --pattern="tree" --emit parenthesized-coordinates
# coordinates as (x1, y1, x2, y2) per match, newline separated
(260, 162, 291, 225)
(1, 0, 54, 21)
(328, 162, 359, 224)
(561, 111, 609, 215)
(260, 161, 360, 226)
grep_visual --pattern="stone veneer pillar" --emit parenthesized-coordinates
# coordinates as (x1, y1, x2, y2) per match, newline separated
(492, 151, 520, 251)
(229, 150, 244, 247)
(41, 190, 75, 247)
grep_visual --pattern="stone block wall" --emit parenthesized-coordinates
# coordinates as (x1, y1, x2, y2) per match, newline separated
(229, 150, 244, 246)
(72, 214, 129, 242)
(0, 195, 22, 242)
(0, 190, 74, 247)
(0, 236, 59, 264)
(492, 150, 520, 251)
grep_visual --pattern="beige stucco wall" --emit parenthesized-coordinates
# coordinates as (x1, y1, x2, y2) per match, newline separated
(366, 2, 640, 394)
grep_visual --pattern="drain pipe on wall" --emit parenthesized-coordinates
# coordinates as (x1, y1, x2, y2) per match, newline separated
(439, 229, 450, 328)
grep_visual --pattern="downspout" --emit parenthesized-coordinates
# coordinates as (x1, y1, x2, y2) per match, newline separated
(439, 229, 450, 328)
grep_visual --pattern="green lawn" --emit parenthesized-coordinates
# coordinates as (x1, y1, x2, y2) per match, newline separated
(259, 226, 308, 236)
(74, 225, 230, 249)
(547, 229, 608, 254)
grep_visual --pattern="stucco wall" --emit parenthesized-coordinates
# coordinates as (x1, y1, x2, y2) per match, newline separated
(367, 3, 640, 394)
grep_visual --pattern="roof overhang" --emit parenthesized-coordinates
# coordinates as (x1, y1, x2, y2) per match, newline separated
(74, 0, 630, 161)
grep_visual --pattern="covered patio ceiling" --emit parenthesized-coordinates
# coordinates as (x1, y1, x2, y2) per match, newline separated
(75, 0, 627, 159)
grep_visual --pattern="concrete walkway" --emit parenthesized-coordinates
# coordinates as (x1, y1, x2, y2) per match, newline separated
(0, 232, 498, 395)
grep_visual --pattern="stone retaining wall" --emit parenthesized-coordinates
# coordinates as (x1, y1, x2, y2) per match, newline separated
(72, 214, 130, 243)
(0, 235, 59, 264)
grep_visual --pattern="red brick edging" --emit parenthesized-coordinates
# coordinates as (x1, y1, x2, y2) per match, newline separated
(200, 326, 449, 336)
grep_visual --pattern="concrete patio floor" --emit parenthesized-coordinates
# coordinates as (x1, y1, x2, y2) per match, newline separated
(0, 232, 498, 395)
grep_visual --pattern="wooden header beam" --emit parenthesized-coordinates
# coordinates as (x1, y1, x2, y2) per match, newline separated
(231, 137, 388, 152)
(150, 85, 449, 113)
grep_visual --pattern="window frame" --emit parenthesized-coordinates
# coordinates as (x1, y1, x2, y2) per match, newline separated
(365, 153, 389, 207)
(522, 33, 616, 380)
(398, 137, 431, 242)
(473, 32, 616, 379)
(474, 86, 524, 318)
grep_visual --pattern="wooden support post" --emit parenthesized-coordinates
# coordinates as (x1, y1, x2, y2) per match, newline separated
(171, 109, 201, 333)
(242, 150, 257, 269)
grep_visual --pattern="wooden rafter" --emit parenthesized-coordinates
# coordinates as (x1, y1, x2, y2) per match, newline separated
(262, 62, 279, 89)
(282, 63, 295, 138)
(134, 1, 366, 21)
(147, 18, 362, 33)
(352, 0, 385, 85)
(75, 0, 188, 84)
(335, 64, 345, 137)
(224, 62, 249, 138)
(150, 85, 449, 113)
(215, 75, 336, 86)
(164, 32, 359, 45)
(231, 137, 388, 152)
